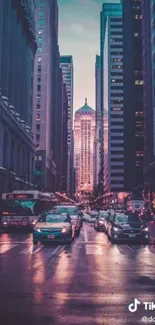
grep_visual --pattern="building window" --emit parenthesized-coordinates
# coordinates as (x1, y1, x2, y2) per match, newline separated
(36, 124, 40, 131)
(38, 66, 41, 73)
(38, 77, 41, 83)
(37, 85, 41, 92)
(40, 1, 44, 7)
(38, 29, 43, 34)
(135, 80, 143, 85)
(39, 10, 43, 17)
(36, 114, 40, 120)
(39, 19, 44, 26)
(36, 134, 40, 141)
(38, 156, 42, 160)
(36, 145, 40, 150)
(38, 57, 42, 62)
(37, 104, 40, 110)
(38, 47, 42, 53)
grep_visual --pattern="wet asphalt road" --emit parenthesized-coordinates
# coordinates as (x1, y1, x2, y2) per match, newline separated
(0, 223, 155, 325)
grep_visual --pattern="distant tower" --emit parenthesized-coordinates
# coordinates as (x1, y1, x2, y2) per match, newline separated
(74, 99, 95, 194)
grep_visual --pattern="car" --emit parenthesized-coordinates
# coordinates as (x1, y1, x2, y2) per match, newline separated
(107, 212, 149, 244)
(33, 212, 75, 245)
(94, 211, 110, 231)
(51, 205, 82, 236)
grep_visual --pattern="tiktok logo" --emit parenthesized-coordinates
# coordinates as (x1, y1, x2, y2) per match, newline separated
(128, 298, 141, 312)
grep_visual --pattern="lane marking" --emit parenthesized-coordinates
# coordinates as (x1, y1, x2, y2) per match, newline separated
(125, 245, 135, 253)
(86, 244, 103, 255)
(83, 225, 88, 242)
(32, 245, 44, 255)
(19, 247, 33, 254)
(76, 241, 107, 244)
(0, 241, 31, 244)
(24, 238, 32, 243)
(0, 244, 17, 254)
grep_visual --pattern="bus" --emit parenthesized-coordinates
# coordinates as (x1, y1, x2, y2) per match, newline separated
(0, 190, 58, 231)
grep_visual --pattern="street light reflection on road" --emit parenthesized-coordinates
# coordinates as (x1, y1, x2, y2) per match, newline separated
(32, 254, 45, 304)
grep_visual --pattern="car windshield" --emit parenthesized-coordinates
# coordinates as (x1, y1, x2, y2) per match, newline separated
(38, 213, 70, 223)
(51, 207, 78, 214)
(99, 212, 109, 218)
(115, 214, 141, 224)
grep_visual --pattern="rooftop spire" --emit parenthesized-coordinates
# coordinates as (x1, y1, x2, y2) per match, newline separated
(85, 98, 87, 105)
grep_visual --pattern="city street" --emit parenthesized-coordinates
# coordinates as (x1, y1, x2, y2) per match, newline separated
(0, 223, 155, 325)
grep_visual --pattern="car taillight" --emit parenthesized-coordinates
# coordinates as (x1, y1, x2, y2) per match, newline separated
(3, 212, 9, 215)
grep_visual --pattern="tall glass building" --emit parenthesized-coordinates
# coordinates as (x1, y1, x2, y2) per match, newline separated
(60, 56, 74, 196)
(142, 0, 155, 198)
(33, 0, 59, 191)
(122, 0, 144, 195)
(100, 2, 124, 193)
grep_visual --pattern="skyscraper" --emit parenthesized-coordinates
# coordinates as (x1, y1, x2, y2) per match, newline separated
(94, 55, 101, 191)
(33, 0, 59, 191)
(122, 0, 144, 194)
(0, 0, 37, 127)
(74, 99, 95, 194)
(100, 2, 124, 193)
(62, 83, 68, 193)
(60, 56, 74, 195)
(142, 0, 155, 197)
(0, 0, 36, 193)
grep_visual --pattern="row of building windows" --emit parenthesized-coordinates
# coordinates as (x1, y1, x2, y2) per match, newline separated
(111, 51, 123, 55)
(111, 86, 123, 90)
(111, 180, 124, 184)
(111, 79, 123, 82)
(111, 173, 124, 176)
(111, 65, 122, 69)
(110, 44, 122, 49)
(111, 129, 124, 133)
(111, 93, 123, 97)
(111, 136, 124, 140)
(111, 100, 123, 104)
(111, 151, 123, 155)
(110, 32, 122, 36)
(111, 72, 123, 76)
(110, 25, 122, 29)
(111, 58, 123, 62)
(111, 143, 124, 147)
(110, 38, 123, 43)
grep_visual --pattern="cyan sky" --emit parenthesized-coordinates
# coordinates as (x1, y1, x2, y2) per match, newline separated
(58, 0, 120, 112)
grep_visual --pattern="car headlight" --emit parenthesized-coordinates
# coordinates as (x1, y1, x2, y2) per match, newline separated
(99, 220, 104, 224)
(113, 226, 121, 232)
(62, 227, 71, 233)
(142, 227, 149, 232)
(34, 228, 41, 232)
(32, 220, 37, 225)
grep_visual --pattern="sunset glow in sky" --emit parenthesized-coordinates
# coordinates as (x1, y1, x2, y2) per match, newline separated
(58, 0, 120, 112)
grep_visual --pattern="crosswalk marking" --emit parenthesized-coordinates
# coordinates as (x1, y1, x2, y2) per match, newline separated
(32, 245, 44, 255)
(86, 244, 103, 255)
(19, 247, 33, 254)
(0, 244, 17, 254)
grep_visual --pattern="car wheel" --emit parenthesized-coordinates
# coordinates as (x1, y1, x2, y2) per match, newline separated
(143, 239, 149, 245)
(33, 240, 38, 245)
(111, 237, 117, 244)
(76, 229, 80, 236)
(66, 239, 72, 245)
